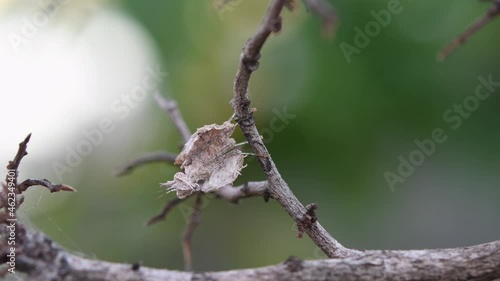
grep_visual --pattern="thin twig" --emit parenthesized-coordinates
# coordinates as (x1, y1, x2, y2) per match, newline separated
(182, 193, 203, 271)
(0, 179, 75, 209)
(155, 93, 192, 143)
(1, 135, 75, 212)
(145, 197, 184, 226)
(231, 0, 355, 258)
(5, 133, 31, 187)
(302, 0, 337, 37)
(115, 151, 177, 177)
(145, 181, 267, 227)
(144, 181, 269, 226)
(2, 134, 32, 217)
(17, 179, 76, 193)
(438, 1, 500, 61)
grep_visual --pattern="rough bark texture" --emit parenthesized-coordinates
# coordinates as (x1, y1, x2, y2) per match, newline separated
(12, 228, 500, 281)
(231, 0, 355, 259)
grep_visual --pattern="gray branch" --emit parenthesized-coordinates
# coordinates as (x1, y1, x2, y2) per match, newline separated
(231, 0, 355, 258)
(155, 93, 192, 143)
(10, 229, 500, 281)
(215, 181, 269, 203)
(114, 151, 177, 177)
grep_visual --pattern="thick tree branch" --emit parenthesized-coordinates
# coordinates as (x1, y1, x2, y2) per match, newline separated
(8, 228, 500, 281)
(231, 0, 355, 258)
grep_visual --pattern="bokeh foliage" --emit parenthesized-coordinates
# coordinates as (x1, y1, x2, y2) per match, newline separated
(14, 0, 500, 271)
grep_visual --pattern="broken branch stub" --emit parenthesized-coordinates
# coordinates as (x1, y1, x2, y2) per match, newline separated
(162, 121, 246, 199)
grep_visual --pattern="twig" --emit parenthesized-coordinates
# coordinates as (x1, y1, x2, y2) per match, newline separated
(1, 135, 75, 210)
(10, 228, 500, 281)
(17, 179, 76, 193)
(438, 1, 500, 61)
(182, 193, 203, 271)
(145, 181, 268, 227)
(0, 179, 75, 210)
(143, 181, 270, 226)
(302, 0, 337, 36)
(115, 151, 177, 177)
(231, 0, 355, 258)
(145, 197, 184, 226)
(215, 181, 269, 203)
(2, 134, 31, 215)
(5, 133, 31, 187)
(155, 93, 192, 143)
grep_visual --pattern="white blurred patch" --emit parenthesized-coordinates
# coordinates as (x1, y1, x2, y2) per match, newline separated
(0, 4, 162, 179)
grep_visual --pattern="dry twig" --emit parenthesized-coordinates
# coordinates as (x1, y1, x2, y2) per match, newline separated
(302, 0, 337, 36)
(17, 179, 76, 193)
(155, 93, 192, 143)
(115, 152, 177, 176)
(438, 1, 500, 60)
(145, 197, 184, 226)
(0, 135, 75, 210)
(182, 193, 203, 271)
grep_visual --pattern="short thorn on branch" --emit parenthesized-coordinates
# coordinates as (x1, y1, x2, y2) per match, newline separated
(284, 256, 305, 272)
(296, 203, 318, 238)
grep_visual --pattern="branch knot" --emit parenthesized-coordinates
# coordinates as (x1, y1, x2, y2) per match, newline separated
(297, 203, 318, 238)
(242, 53, 261, 72)
(284, 256, 304, 272)
(270, 16, 283, 33)
(192, 272, 216, 281)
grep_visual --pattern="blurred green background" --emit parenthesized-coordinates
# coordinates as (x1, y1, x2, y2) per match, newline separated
(1, 0, 500, 272)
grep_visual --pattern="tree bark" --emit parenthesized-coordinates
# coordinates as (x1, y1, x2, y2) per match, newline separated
(13, 229, 500, 281)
